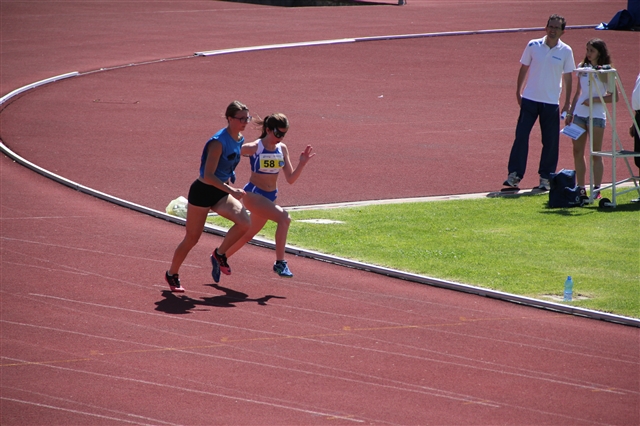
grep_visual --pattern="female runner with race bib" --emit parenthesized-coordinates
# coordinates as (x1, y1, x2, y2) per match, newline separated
(226, 113, 315, 277)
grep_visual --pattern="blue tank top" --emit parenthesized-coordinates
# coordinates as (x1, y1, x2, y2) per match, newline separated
(199, 127, 244, 183)
(249, 139, 285, 174)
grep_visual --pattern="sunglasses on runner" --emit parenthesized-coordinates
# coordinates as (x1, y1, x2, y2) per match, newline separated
(272, 127, 287, 139)
(232, 115, 252, 123)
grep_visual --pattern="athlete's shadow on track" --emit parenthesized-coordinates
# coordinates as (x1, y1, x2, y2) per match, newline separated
(155, 284, 286, 314)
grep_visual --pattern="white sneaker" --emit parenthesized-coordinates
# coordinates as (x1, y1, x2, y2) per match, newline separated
(535, 177, 550, 191)
(503, 172, 521, 188)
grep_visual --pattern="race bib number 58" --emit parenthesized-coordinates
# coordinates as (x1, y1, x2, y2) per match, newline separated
(259, 153, 285, 173)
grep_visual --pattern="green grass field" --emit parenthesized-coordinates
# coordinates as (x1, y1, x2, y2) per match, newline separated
(207, 189, 640, 319)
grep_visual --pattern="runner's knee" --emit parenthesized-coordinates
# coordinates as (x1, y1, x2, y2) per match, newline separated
(182, 231, 201, 248)
(236, 210, 251, 231)
(275, 210, 290, 227)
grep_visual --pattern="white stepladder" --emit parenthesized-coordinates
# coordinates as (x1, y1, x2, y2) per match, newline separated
(579, 67, 640, 207)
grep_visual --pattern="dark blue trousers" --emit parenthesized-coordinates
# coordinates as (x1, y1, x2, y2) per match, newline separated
(508, 98, 560, 180)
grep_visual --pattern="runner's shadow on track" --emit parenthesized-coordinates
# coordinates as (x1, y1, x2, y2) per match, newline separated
(155, 285, 286, 315)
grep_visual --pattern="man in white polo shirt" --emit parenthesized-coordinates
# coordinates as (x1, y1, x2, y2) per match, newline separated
(504, 14, 575, 191)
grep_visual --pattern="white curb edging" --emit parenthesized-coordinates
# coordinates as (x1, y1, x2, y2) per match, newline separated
(0, 72, 79, 106)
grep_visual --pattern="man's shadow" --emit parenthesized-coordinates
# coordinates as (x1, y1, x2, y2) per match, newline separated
(155, 284, 286, 314)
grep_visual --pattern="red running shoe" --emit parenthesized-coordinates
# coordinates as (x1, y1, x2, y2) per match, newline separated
(165, 271, 185, 293)
(214, 249, 231, 275)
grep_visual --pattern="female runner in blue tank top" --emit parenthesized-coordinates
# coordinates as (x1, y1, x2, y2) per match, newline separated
(225, 113, 315, 277)
(165, 101, 252, 292)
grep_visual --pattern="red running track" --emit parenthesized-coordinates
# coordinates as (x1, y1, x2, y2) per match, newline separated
(1, 1, 639, 425)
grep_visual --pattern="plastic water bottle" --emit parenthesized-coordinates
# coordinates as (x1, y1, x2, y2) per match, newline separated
(563, 276, 574, 301)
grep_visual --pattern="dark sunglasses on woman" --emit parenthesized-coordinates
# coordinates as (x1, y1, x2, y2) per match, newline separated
(272, 127, 287, 138)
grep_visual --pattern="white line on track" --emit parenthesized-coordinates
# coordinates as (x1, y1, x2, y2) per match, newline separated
(1, 358, 366, 423)
(11, 293, 634, 397)
(0, 397, 158, 425)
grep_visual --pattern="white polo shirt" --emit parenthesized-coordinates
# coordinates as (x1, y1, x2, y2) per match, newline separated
(521, 36, 575, 105)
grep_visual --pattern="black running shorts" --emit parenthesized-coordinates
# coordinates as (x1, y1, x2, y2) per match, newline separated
(188, 179, 228, 208)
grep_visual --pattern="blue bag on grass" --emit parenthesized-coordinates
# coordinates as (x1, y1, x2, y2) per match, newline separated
(548, 169, 583, 208)
(596, 1, 640, 30)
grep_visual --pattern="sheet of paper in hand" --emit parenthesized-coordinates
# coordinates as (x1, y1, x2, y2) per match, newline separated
(561, 123, 586, 140)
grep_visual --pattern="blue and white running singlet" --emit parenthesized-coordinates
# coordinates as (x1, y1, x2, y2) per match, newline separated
(249, 139, 285, 174)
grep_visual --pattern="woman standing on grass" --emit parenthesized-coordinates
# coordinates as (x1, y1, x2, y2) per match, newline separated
(564, 38, 617, 200)
(165, 101, 252, 292)
(224, 113, 314, 277)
